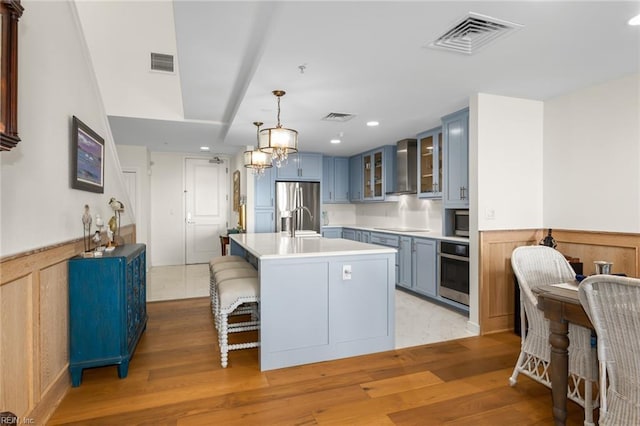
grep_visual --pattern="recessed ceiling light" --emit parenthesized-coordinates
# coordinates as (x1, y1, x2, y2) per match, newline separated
(330, 139, 341, 144)
(200, 146, 210, 151)
(366, 121, 379, 127)
(629, 13, 640, 25)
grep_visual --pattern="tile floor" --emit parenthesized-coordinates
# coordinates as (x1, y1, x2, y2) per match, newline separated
(147, 263, 474, 349)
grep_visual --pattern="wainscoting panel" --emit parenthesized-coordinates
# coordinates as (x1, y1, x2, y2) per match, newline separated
(0, 275, 33, 417)
(479, 229, 541, 335)
(479, 229, 640, 335)
(39, 262, 69, 396)
(0, 225, 135, 424)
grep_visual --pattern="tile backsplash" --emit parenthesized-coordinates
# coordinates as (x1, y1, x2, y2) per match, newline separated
(323, 196, 442, 231)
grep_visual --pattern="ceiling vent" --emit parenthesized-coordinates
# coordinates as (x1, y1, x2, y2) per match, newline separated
(150, 52, 174, 73)
(321, 112, 356, 122)
(428, 12, 523, 55)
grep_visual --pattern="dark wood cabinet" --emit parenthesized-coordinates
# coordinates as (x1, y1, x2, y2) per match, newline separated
(68, 244, 147, 386)
(0, 0, 24, 151)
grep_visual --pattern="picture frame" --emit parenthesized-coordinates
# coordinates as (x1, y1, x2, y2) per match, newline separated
(233, 170, 240, 212)
(71, 116, 104, 193)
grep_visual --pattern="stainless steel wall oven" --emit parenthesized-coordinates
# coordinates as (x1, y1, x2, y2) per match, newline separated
(438, 241, 469, 306)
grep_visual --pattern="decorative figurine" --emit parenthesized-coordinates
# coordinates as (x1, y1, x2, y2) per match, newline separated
(82, 204, 92, 252)
(540, 228, 557, 248)
(108, 197, 125, 245)
(94, 214, 104, 251)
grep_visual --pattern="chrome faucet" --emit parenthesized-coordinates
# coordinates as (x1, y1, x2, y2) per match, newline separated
(284, 206, 313, 237)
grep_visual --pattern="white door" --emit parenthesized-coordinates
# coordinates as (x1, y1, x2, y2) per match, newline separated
(185, 158, 228, 264)
(121, 170, 137, 217)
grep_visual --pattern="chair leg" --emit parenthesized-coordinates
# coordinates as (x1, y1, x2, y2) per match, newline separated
(509, 351, 526, 386)
(583, 378, 594, 426)
(219, 312, 229, 368)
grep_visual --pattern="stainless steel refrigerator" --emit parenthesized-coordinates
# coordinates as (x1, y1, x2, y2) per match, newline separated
(275, 181, 321, 233)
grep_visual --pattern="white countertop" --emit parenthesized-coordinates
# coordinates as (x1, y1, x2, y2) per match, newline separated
(322, 224, 469, 243)
(230, 232, 396, 260)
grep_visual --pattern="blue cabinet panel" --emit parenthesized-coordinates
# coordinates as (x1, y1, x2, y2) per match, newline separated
(413, 238, 437, 297)
(276, 153, 322, 180)
(349, 155, 362, 202)
(442, 108, 469, 208)
(255, 209, 275, 233)
(398, 236, 412, 288)
(322, 227, 343, 238)
(68, 244, 147, 386)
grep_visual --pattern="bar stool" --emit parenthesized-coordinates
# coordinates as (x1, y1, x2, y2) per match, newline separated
(212, 267, 258, 330)
(217, 276, 260, 368)
(209, 259, 254, 318)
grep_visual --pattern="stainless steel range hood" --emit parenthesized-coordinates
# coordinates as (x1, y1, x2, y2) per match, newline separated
(387, 138, 417, 195)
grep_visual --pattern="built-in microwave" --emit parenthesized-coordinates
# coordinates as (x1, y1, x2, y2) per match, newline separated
(454, 210, 469, 237)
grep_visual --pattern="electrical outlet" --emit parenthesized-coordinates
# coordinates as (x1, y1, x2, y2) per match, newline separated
(485, 208, 496, 220)
(342, 264, 352, 280)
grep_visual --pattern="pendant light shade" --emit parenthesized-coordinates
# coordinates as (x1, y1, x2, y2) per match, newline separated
(259, 90, 298, 167)
(244, 121, 273, 176)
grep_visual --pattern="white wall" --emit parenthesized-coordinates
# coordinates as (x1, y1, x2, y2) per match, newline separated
(0, 0, 132, 257)
(116, 145, 151, 257)
(543, 73, 640, 233)
(474, 94, 544, 231)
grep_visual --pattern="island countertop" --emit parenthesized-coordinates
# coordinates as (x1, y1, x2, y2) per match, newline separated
(229, 232, 396, 260)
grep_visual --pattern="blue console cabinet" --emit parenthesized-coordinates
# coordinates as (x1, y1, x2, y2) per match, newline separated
(68, 244, 147, 386)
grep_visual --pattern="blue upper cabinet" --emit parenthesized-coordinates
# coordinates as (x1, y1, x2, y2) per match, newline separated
(349, 155, 363, 202)
(276, 152, 322, 181)
(362, 146, 396, 201)
(323, 156, 349, 203)
(254, 167, 275, 209)
(442, 108, 469, 208)
(417, 127, 443, 199)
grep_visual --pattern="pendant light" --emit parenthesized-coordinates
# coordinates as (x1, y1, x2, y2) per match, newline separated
(243, 121, 273, 177)
(258, 90, 298, 167)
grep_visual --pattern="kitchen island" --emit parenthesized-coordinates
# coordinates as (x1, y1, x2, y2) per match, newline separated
(229, 233, 396, 371)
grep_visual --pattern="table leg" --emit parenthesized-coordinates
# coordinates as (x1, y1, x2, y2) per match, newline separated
(549, 319, 570, 426)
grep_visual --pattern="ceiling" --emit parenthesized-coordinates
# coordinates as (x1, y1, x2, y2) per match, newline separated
(75, 1, 640, 158)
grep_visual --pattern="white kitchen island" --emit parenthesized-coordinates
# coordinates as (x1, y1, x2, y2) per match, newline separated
(229, 232, 396, 371)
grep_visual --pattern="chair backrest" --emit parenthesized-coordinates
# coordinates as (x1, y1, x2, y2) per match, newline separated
(578, 275, 640, 418)
(511, 245, 577, 307)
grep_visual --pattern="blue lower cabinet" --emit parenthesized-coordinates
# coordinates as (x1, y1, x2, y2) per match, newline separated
(342, 228, 357, 240)
(413, 238, 437, 297)
(68, 244, 147, 386)
(322, 227, 342, 238)
(398, 236, 413, 288)
(255, 209, 275, 233)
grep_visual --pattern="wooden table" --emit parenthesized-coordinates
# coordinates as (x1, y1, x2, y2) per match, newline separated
(219, 235, 229, 256)
(536, 284, 594, 426)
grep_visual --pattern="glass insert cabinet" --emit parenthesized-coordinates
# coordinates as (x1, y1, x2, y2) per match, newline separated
(362, 150, 384, 200)
(417, 127, 443, 199)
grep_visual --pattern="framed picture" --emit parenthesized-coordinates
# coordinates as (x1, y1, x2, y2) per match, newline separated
(233, 170, 240, 212)
(71, 116, 104, 193)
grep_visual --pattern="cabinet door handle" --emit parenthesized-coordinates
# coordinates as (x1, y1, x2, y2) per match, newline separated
(329, 191, 332, 200)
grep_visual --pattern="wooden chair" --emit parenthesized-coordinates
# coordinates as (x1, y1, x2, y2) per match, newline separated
(510, 245, 598, 426)
(578, 275, 640, 426)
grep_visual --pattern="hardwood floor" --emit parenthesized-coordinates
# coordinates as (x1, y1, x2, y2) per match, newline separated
(48, 297, 586, 425)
